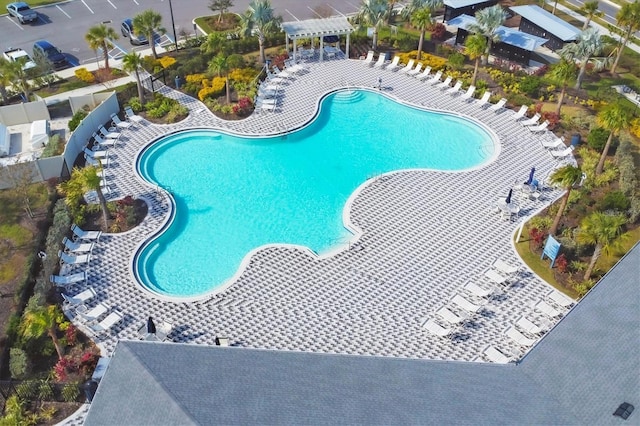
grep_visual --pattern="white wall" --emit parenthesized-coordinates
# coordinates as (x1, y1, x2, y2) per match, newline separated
(0, 100, 50, 126)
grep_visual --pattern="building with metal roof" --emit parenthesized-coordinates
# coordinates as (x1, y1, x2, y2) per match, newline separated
(281, 17, 355, 62)
(443, 0, 499, 22)
(448, 14, 548, 65)
(84, 243, 640, 425)
(510, 5, 582, 51)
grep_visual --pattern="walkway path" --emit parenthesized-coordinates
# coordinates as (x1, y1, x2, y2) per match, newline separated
(65, 56, 571, 363)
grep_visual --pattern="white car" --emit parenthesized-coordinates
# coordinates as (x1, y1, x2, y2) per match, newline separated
(3, 48, 37, 71)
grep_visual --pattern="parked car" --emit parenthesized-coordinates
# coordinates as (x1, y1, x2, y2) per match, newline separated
(33, 40, 69, 70)
(2, 48, 37, 71)
(6, 2, 38, 24)
(121, 19, 148, 45)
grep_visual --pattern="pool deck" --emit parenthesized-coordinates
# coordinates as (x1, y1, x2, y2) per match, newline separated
(64, 56, 574, 361)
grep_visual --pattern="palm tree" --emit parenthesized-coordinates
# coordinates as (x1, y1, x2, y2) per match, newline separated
(240, 0, 282, 64)
(467, 5, 507, 65)
(58, 166, 109, 230)
(559, 28, 604, 90)
(401, 0, 443, 21)
(576, 212, 628, 281)
(1, 58, 31, 101)
(411, 7, 433, 60)
(609, 1, 640, 75)
(122, 51, 145, 103)
(0, 57, 13, 105)
(548, 58, 578, 115)
(595, 104, 632, 175)
(581, 0, 603, 29)
(133, 10, 167, 60)
(20, 304, 65, 360)
(548, 165, 583, 236)
(465, 34, 486, 86)
(209, 0, 234, 23)
(551, 0, 560, 15)
(209, 53, 231, 104)
(85, 24, 119, 72)
(356, 0, 389, 50)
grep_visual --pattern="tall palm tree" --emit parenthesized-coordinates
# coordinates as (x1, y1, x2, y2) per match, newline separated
(133, 10, 167, 59)
(20, 304, 65, 360)
(122, 51, 145, 103)
(240, 0, 282, 64)
(0, 57, 12, 105)
(548, 165, 583, 236)
(356, 0, 389, 50)
(580, 0, 603, 29)
(467, 5, 507, 65)
(465, 34, 486, 86)
(85, 24, 119, 72)
(595, 104, 632, 175)
(559, 28, 604, 90)
(209, 53, 231, 104)
(58, 166, 109, 230)
(609, 1, 640, 75)
(548, 58, 578, 115)
(551, 0, 560, 15)
(576, 212, 628, 281)
(1, 58, 31, 101)
(401, 0, 443, 21)
(411, 7, 433, 60)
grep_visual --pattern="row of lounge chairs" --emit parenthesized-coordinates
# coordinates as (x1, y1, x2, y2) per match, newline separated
(256, 62, 309, 112)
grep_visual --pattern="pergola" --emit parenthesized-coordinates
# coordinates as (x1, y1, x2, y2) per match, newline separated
(281, 17, 355, 62)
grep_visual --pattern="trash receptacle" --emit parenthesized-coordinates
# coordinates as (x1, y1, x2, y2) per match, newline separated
(175, 76, 182, 89)
(83, 379, 99, 402)
(571, 134, 581, 147)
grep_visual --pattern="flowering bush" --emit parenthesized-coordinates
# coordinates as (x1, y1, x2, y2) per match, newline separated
(158, 56, 177, 69)
(53, 347, 100, 382)
(74, 68, 95, 83)
(233, 97, 253, 116)
(198, 77, 226, 101)
(229, 68, 257, 84)
(430, 23, 446, 40)
(396, 51, 447, 70)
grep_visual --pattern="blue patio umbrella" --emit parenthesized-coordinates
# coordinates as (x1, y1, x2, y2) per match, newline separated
(525, 167, 536, 185)
(505, 189, 513, 204)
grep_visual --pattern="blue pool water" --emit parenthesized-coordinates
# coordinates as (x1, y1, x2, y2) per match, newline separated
(136, 90, 495, 298)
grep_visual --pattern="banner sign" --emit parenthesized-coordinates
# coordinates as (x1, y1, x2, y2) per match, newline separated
(541, 235, 561, 267)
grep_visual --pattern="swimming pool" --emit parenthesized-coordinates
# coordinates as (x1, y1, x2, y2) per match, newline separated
(135, 89, 496, 298)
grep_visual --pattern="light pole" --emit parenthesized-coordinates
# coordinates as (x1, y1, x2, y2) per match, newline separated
(168, 0, 178, 51)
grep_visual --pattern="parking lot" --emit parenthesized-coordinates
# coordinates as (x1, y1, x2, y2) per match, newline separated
(2, 0, 360, 69)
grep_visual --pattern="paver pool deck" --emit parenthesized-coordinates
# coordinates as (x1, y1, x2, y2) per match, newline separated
(65, 56, 573, 361)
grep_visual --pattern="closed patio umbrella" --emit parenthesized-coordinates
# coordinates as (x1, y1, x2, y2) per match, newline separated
(505, 189, 513, 204)
(147, 317, 156, 334)
(525, 167, 535, 185)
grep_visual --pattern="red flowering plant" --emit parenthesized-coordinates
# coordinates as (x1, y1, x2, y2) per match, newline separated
(233, 97, 253, 116)
(529, 227, 546, 251)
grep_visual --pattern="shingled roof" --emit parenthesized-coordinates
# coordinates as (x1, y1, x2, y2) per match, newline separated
(510, 5, 581, 42)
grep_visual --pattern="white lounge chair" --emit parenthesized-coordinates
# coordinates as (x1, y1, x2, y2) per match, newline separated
(529, 120, 550, 133)
(490, 97, 507, 111)
(415, 66, 432, 80)
(385, 56, 400, 71)
(451, 294, 483, 314)
(436, 76, 452, 89)
(399, 59, 415, 74)
(504, 326, 537, 348)
(492, 259, 520, 276)
(71, 224, 102, 242)
(511, 105, 529, 120)
(483, 345, 512, 363)
(521, 113, 541, 127)
(62, 287, 97, 307)
(286, 63, 306, 75)
(362, 50, 374, 65)
(476, 91, 491, 107)
(50, 271, 87, 287)
(372, 54, 387, 68)
(484, 269, 509, 286)
(272, 66, 292, 79)
(435, 306, 469, 325)
(98, 125, 120, 140)
(76, 303, 109, 322)
(110, 113, 132, 130)
(515, 316, 546, 336)
(422, 318, 454, 338)
(83, 147, 108, 160)
(58, 250, 91, 266)
(62, 237, 94, 254)
(446, 80, 463, 94)
(407, 63, 423, 77)
(463, 281, 494, 298)
(534, 300, 562, 318)
(550, 146, 574, 159)
(125, 106, 144, 124)
(460, 85, 475, 100)
(90, 310, 123, 334)
(84, 154, 104, 168)
(427, 70, 443, 84)
(542, 136, 565, 150)
(92, 132, 117, 149)
(547, 290, 574, 308)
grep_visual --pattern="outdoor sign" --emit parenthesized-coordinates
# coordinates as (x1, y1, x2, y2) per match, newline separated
(367, 27, 375, 37)
(541, 235, 561, 267)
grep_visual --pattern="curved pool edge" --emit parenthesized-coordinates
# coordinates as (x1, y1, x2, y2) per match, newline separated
(129, 88, 501, 303)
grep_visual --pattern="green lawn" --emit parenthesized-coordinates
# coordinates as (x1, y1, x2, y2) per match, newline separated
(1, 0, 57, 10)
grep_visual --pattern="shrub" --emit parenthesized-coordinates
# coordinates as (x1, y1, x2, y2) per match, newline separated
(430, 23, 446, 40)
(397, 51, 447, 70)
(127, 97, 143, 113)
(198, 77, 226, 101)
(229, 67, 257, 84)
(62, 382, 80, 402)
(9, 348, 31, 379)
(68, 110, 88, 132)
(447, 52, 465, 70)
(74, 68, 95, 83)
(165, 103, 189, 123)
(587, 126, 610, 151)
(158, 56, 177, 69)
(519, 75, 540, 97)
(601, 190, 630, 212)
(233, 97, 253, 116)
(41, 134, 63, 158)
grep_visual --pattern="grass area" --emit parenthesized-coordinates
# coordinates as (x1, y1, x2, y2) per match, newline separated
(0, 0, 57, 10)
(194, 16, 213, 35)
(34, 78, 91, 98)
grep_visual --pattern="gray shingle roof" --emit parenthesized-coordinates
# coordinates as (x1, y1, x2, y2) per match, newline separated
(510, 5, 581, 41)
(448, 14, 548, 51)
(84, 244, 640, 425)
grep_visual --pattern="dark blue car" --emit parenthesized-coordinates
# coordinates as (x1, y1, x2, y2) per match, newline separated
(33, 40, 69, 70)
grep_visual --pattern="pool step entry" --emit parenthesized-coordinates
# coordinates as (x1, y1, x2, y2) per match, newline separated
(333, 90, 363, 103)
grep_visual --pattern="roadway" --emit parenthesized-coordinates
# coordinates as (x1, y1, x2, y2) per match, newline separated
(1, 0, 360, 68)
